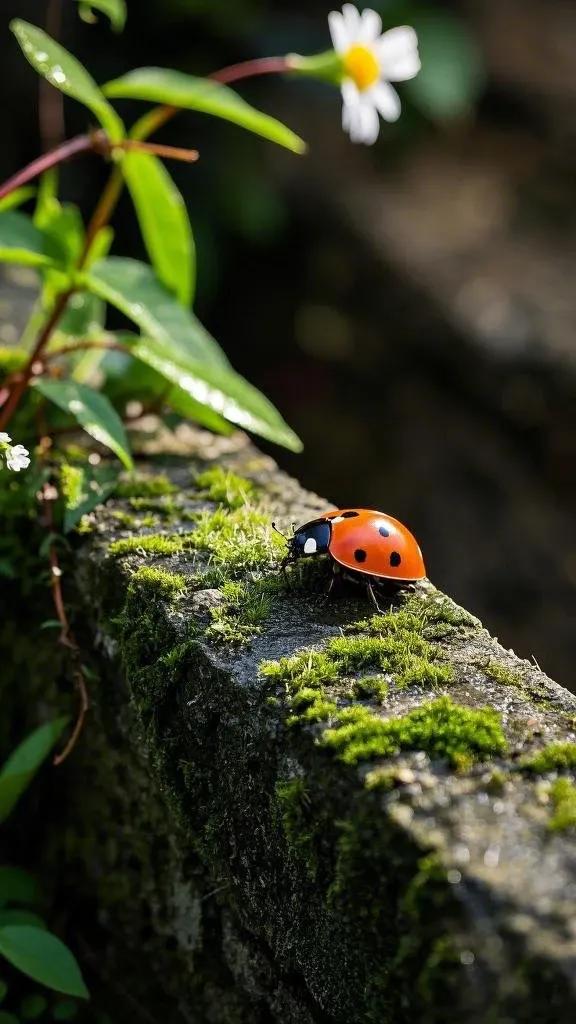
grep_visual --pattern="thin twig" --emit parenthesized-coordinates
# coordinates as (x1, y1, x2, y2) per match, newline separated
(121, 139, 199, 163)
(44, 338, 130, 361)
(0, 134, 99, 202)
(0, 289, 74, 430)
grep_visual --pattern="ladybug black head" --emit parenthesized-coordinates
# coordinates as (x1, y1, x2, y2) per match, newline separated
(290, 518, 331, 559)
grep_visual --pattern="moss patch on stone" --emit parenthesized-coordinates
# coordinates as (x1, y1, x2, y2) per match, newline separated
(322, 696, 506, 767)
(261, 600, 455, 728)
(116, 474, 178, 499)
(109, 533, 187, 558)
(194, 466, 256, 510)
(522, 741, 576, 774)
(189, 506, 284, 580)
(130, 565, 187, 599)
(207, 576, 282, 645)
(549, 778, 576, 831)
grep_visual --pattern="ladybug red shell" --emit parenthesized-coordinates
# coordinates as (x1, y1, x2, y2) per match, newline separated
(289, 508, 426, 583)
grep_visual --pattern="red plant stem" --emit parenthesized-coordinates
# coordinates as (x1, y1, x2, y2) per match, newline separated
(210, 55, 293, 85)
(0, 134, 97, 202)
(44, 338, 129, 362)
(0, 289, 73, 430)
(84, 55, 294, 245)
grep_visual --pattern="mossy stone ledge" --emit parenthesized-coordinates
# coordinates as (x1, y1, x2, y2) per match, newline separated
(4, 429, 576, 1024)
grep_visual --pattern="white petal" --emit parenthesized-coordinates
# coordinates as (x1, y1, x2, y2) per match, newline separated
(342, 3, 361, 40)
(371, 81, 401, 122)
(341, 78, 361, 134)
(0, 432, 12, 445)
(377, 26, 421, 81)
(357, 98, 380, 144)
(357, 9, 382, 44)
(328, 11, 350, 54)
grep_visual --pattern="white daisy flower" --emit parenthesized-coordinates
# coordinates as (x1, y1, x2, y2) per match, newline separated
(328, 4, 421, 144)
(4, 443, 30, 472)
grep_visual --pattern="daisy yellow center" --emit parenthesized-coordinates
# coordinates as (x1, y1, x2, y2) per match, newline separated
(343, 44, 380, 92)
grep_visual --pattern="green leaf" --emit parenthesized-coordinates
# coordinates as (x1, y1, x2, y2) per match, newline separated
(85, 257, 228, 369)
(0, 869, 39, 907)
(0, 188, 36, 215)
(406, 13, 485, 120)
(36, 203, 85, 269)
(11, 20, 124, 143)
(74, 0, 127, 32)
(104, 68, 306, 153)
(33, 379, 133, 470)
(121, 152, 195, 306)
(0, 720, 68, 825)
(101, 345, 232, 436)
(0, 211, 57, 269)
(0, 912, 46, 931)
(0, 927, 88, 998)
(129, 335, 303, 452)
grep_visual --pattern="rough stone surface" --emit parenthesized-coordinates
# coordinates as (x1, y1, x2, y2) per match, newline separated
(3, 427, 576, 1023)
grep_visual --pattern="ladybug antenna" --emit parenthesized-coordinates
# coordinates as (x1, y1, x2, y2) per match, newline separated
(271, 522, 289, 545)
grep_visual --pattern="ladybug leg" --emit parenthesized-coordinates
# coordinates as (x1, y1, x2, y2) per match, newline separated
(366, 582, 384, 614)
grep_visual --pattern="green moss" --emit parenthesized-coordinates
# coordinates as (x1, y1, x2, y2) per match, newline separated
(522, 742, 576, 774)
(108, 533, 187, 558)
(484, 660, 524, 689)
(195, 466, 255, 509)
(128, 496, 179, 517)
(60, 464, 84, 508)
(322, 696, 507, 767)
(261, 600, 454, 728)
(275, 777, 318, 876)
(207, 576, 281, 645)
(189, 506, 284, 580)
(116, 474, 178, 498)
(350, 676, 389, 703)
(549, 778, 576, 831)
(130, 565, 187, 598)
(0, 345, 27, 374)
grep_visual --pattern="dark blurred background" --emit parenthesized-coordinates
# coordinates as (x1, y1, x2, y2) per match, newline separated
(2, 0, 576, 685)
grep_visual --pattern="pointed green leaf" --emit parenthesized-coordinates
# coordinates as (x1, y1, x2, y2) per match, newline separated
(0, 720, 68, 825)
(0, 211, 57, 268)
(121, 152, 195, 306)
(11, 20, 124, 142)
(101, 344, 232, 436)
(0, 188, 36, 215)
(0, 926, 88, 998)
(85, 257, 228, 368)
(33, 379, 133, 470)
(103, 68, 306, 153)
(0, 911, 46, 930)
(74, 0, 127, 32)
(128, 335, 302, 452)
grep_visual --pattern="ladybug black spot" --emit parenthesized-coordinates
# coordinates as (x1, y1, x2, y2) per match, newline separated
(342, 511, 359, 518)
(354, 549, 367, 563)
(378, 525, 390, 538)
(390, 551, 401, 567)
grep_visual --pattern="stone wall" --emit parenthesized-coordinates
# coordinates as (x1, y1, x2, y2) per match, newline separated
(3, 428, 576, 1023)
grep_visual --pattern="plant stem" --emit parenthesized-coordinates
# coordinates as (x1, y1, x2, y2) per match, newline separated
(85, 55, 294, 249)
(0, 134, 97, 202)
(0, 289, 73, 430)
(44, 338, 129, 361)
(121, 139, 199, 163)
(210, 54, 294, 85)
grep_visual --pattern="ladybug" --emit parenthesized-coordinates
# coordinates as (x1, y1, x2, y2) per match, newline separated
(277, 509, 426, 609)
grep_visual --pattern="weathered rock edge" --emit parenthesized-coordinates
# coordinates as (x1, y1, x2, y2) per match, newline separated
(17, 430, 576, 1023)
